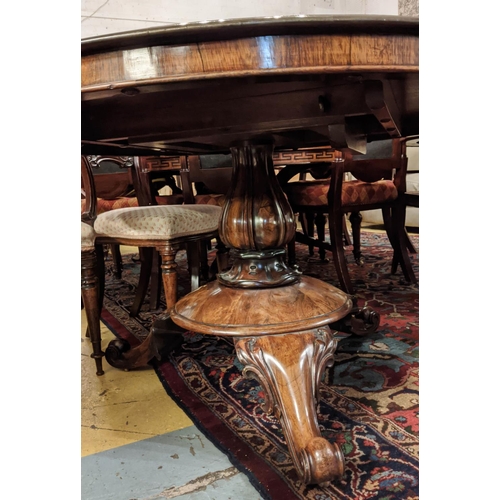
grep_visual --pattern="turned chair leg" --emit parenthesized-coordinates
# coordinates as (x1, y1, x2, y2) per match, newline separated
(81, 250, 104, 376)
(157, 243, 180, 311)
(349, 211, 363, 265)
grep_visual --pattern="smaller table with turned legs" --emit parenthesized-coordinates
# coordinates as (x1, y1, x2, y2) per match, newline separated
(82, 15, 418, 485)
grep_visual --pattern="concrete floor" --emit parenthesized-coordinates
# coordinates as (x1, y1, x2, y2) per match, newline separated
(81, 311, 264, 500)
(81, 259, 264, 499)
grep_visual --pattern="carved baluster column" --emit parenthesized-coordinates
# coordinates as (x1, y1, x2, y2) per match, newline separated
(218, 139, 299, 288)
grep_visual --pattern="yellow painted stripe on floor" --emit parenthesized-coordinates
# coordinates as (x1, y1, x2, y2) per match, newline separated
(81, 311, 193, 457)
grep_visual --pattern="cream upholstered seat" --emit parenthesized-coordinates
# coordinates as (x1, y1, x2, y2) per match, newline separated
(81, 221, 96, 251)
(94, 205, 221, 241)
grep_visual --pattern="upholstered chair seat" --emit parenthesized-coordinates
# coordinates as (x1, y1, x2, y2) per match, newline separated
(194, 194, 226, 207)
(94, 205, 221, 240)
(284, 179, 398, 208)
(81, 221, 96, 251)
(81, 194, 185, 215)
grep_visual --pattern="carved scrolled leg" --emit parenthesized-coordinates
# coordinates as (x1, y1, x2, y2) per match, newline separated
(234, 328, 345, 485)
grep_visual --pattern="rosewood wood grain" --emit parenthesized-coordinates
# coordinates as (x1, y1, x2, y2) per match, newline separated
(171, 275, 351, 336)
(235, 327, 344, 484)
(82, 33, 418, 91)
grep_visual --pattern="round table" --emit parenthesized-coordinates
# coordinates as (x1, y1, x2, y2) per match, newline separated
(82, 15, 418, 485)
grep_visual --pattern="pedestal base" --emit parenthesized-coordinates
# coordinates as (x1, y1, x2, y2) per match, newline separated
(171, 275, 351, 336)
(171, 276, 352, 484)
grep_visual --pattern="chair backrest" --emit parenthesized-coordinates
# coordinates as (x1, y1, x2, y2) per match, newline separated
(183, 155, 233, 202)
(81, 156, 97, 225)
(85, 156, 134, 199)
(343, 138, 408, 191)
(132, 156, 185, 206)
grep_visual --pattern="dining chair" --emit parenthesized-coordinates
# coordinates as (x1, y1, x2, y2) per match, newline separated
(180, 155, 232, 274)
(278, 139, 417, 295)
(129, 155, 220, 315)
(81, 157, 105, 376)
(391, 136, 419, 272)
(83, 156, 137, 279)
(81, 155, 223, 374)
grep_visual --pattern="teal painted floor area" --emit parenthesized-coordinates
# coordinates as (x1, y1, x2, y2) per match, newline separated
(81, 425, 264, 500)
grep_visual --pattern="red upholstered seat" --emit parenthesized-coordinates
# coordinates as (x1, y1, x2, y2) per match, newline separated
(81, 195, 185, 214)
(81, 197, 139, 214)
(194, 194, 226, 207)
(284, 179, 398, 208)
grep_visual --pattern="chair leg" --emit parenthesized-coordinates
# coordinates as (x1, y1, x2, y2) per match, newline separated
(81, 250, 104, 376)
(157, 243, 180, 311)
(305, 212, 315, 256)
(405, 229, 417, 254)
(95, 243, 106, 315)
(129, 247, 154, 317)
(349, 211, 363, 265)
(315, 213, 327, 261)
(382, 206, 396, 251)
(342, 214, 352, 246)
(110, 244, 122, 279)
(329, 209, 354, 295)
(215, 236, 230, 274)
(149, 250, 162, 311)
(390, 202, 417, 283)
(200, 240, 210, 282)
(187, 240, 201, 292)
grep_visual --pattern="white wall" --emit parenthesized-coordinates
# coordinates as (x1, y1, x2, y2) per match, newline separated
(81, 0, 399, 38)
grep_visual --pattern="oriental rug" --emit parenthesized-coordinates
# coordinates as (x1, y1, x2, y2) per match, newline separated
(100, 231, 419, 500)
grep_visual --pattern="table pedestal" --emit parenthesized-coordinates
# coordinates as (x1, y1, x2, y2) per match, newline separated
(171, 275, 350, 484)
(106, 140, 371, 484)
(171, 140, 352, 484)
